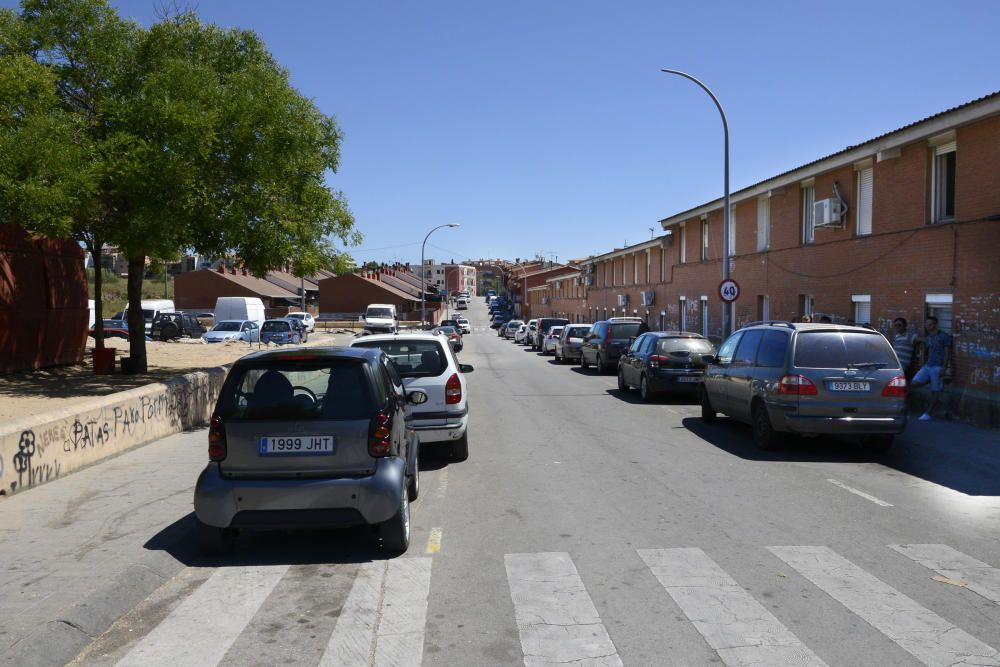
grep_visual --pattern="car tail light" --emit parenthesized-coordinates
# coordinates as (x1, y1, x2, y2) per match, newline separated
(208, 415, 227, 461)
(882, 376, 907, 397)
(369, 412, 392, 456)
(445, 372, 462, 404)
(649, 354, 668, 369)
(778, 374, 818, 395)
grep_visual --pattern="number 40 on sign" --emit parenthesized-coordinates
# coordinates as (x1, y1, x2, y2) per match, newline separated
(719, 279, 740, 303)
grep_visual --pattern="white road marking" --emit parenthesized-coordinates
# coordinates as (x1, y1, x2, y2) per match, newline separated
(320, 558, 433, 667)
(638, 548, 826, 667)
(505, 552, 622, 667)
(116, 565, 289, 667)
(769, 545, 1000, 666)
(826, 478, 893, 507)
(890, 544, 1000, 605)
(426, 527, 443, 554)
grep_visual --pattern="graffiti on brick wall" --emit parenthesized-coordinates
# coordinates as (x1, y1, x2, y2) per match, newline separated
(3, 374, 219, 496)
(955, 294, 1000, 390)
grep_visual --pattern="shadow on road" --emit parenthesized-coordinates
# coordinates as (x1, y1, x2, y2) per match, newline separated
(682, 416, 1000, 496)
(604, 388, 699, 406)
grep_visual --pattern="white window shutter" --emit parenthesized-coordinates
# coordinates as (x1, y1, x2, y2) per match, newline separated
(757, 196, 770, 250)
(857, 168, 873, 235)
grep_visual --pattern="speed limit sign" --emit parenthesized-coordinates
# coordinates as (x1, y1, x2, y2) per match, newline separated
(719, 279, 740, 303)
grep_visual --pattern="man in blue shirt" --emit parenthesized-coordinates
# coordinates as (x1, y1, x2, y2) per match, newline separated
(910, 316, 952, 421)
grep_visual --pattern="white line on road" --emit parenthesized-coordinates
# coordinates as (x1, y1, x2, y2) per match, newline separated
(890, 543, 1000, 605)
(769, 545, 1000, 666)
(116, 565, 289, 667)
(638, 548, 827, 667)
(505, 552, 622, 667)
(320, 558, 433, 667)
(826, 478, 893, 507)
(426, 527, 443, 554)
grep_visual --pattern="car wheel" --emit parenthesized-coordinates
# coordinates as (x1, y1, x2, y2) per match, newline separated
(640, 375, 654, 402)
(379, 486, 410, 554)
(618, 369, 629, 392)
(752, 403, 781, 451)
(407, 460, 420, 500)
(196, 519, 235, 556)
(580, 352, 589, 370)
(862, 435, 894, 454)
(700, 387, 717, 423)
(451, 432, 469, 462)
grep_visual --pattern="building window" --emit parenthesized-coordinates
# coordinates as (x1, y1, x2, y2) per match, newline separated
(700, 297, 709, 337)
(756, 196, 770, 250)
(798, 294, 814, 319)
(679, 297, 687, 331)
(701, 220, 709, 261)
(757, 294, 769, 321)
(679, 223, 687, 264)
(926, 293, 953, 334)
(802, 184, 815, 244)
(932, 142, 956, 223)
(851, 294, 871, 325)
(728, 205, 736, 257)
(856, 167, 873, 236)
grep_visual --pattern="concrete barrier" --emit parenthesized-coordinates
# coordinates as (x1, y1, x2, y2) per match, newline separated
(0, 365, 229, 498)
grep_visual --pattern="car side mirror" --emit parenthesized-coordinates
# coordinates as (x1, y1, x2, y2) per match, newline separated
(702, 355, 718, 364)
(407, 390, 429, 405)
(460, 364, 474, 373)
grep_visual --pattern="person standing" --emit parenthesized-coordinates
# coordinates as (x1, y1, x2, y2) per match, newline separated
(891, 317, 919, 382)
(910, 316, 952, 421)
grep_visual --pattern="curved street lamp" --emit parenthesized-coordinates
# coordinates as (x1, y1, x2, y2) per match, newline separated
(660, 68, 732, 339)
(420, 223, 461, 326)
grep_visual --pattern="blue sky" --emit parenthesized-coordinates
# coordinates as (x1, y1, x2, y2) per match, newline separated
(11, 1, 998, 266)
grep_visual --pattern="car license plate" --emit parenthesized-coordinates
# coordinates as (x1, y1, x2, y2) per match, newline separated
(828, 381, 870, 392)
(677, 376, 701, 383)
(259, 435, 335, 456)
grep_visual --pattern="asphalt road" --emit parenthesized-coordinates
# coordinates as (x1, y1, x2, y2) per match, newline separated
(5, 300, 1000, 666)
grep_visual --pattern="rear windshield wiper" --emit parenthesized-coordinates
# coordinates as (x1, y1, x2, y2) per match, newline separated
(847, 362, 887, 370)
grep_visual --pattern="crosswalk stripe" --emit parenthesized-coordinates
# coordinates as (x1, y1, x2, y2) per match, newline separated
(116, 565, 289, 667)
(890, 544, 1000, 605)
(505, 552, 622, 667)
(638, 548, 826, 667)
(319, 558, 433, 667)
(769, 546, 1000, 666)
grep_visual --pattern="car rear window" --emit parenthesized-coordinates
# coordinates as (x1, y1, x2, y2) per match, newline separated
(793, 331, 900, 369)
(262, 321, 290, 332)
(213, 322, 241, 332)
(565, 326, 589, 337)
(352, 339, 449, 377)
(217, 359, 375, 421)
(656, 337, 715, 354)
(539, 319, 569, 333)
(609, 323, 642, 338)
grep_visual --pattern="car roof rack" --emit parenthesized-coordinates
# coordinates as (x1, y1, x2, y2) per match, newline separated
(738, 320, 796, 330)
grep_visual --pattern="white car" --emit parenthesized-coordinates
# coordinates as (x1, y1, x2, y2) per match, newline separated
(455, 316, 471, 334)
(286, 311, 316, 333)
(514, 324, 528, 343)
(543, 326, 564, 355)
(350, 332, 472, 461)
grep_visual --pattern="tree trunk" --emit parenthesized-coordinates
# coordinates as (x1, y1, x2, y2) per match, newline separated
(126, 255, 147, 374)
(87, 238, 105, 349)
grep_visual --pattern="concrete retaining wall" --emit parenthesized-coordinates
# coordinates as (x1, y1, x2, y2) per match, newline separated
(0, 366, 228, 498)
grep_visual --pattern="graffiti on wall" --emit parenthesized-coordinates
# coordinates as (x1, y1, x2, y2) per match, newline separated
(2, 371, 223, 496)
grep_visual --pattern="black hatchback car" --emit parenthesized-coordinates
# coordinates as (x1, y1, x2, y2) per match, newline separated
(617, 332, 717, 401)
(150, 311, 206, 341)
(580, 317, 648, 373)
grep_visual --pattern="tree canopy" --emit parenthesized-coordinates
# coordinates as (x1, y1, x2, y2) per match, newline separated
(0, 0, 358, 370)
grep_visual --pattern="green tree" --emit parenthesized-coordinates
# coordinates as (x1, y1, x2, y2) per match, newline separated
(0, 0, 358, 372)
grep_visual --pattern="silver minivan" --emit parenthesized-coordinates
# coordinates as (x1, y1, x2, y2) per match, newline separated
(700, 322, 906, 451)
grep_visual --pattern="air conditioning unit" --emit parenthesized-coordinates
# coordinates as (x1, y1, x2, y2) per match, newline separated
(813, 198, 846, 228)
(617, 294, 628, 306)
(640, 290, 655, 306)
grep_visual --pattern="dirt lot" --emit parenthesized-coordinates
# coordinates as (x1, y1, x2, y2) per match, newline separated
(0, 331, 356, 423)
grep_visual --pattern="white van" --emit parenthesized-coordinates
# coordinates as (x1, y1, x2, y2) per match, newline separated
(123, 299, 175, 334)
(214, 297, 266, 327)
(364, 303, 398, 333)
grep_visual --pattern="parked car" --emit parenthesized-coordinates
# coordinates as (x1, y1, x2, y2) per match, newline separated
(214, 296, 265, 328)
(699, 321, 907, 451)
(618, 332, 716, 401)
(580, 317, 648, 373)
(286, 311, 316, 333)
(433, 325, 463, 352)
(455, 316, 471, 334)
(523, 320, 537, 345)
(440, 318, 462, 331)
(150, 311, 207, 341)
(503, 320, 524, 339)
(532, 317, 570, 351)
(554, 324, 591, 363)
(202, 319, 260, 344)
(491, 315, 509, 330)
(514, 324, 529, 344)
(192, 347, 426, 555)
(260, 318, 302, 345)
(123, 299, 175, 334)
(90, 319, 130, 341)
(288, 316, 309, 343)
(351, 332, 473, 461)
(542, 326, 564, 355)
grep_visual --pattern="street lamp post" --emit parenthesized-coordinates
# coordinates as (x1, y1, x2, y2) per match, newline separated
(420, 224, 460, 327)
(660, 68, 732, 339)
